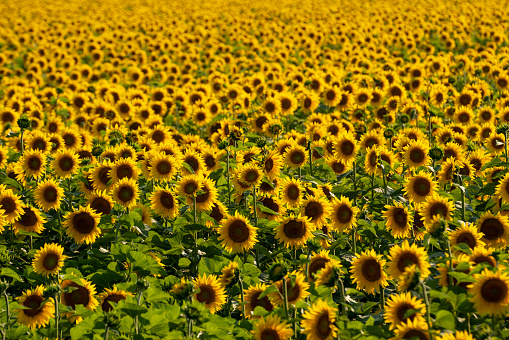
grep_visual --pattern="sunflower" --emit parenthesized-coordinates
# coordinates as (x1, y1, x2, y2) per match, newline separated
(392, 318, 430, 340)
(333, 131, 358, 163)
(364, 146, 379, 175)
(63, 205, 101, 244)
(0, 145, 8, 169)
(111, 177, 139, 209)
(384, 292, 426, 330)
(270, 271, 310, 306)
(61, 127, 83, 151)
(252, 315, 293, 340)
(237, 163, 263, 189)
(470, 247, 497, 267)
(87, 190, 114, 216)
(322, 86, 343, 107)
(25, 131, 51, 153)
(436, 253, 471, 289)
(206, 202, 228, 228)
(397, 264, 421, 293)
(442, 142, 465, 163)
(150, 187, 179, 219)
(300, 90, 321, 113)
(32, 243, 66, 276)
(420, 194, 454, 227)
(238, 283, 273, 319)
(0, 189, 24, 223)
(91, 160, 114, 191)
(18, 149, 46, 180)
(177, 174, 202, 198)
(469, 268, 509, 316)
(110, 157, 140, 183)
(33, 179, 64, 212)
(187, 177, 218, 212)
(387, 241, 431, 280)
(263, 150, 283, 180)
(449, 222, 485, 254)
(403, 140, 430, 169)
(148, 152, 178, 181)
(468, 149, 490, 177)
(308, 250, 340, 281)
(476, 211, 509, 249)
(437, 158, 457, 186)
(301, 299, 338, 340)
(182, 149, 206, 175)
(283, 142, 308, 169)
(301, 195, 332, 228)
(14, 206, 46, 234)
(496, 172, 509, 205)
(97, 287, 128, 312)
(350, 249, 389, 294)
(219, 261, 239, 287)
(193, 273, 226, 313)
(279, 177, 304, 208)
(436, 331, 476, 340)
(16, 286, 54, 329)
(61, 278, 99, 324)
(383, 203, 414, 239)
(487, 133, 505, 155)
(52, 149, 80, 178)
(330, 196, 359, 232)
(218, 212, 257, 253)
(276, 214, 314, 249)
(257, 195, 285, 221)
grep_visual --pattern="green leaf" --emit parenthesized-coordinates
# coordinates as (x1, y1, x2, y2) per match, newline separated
(258, 285, 278, 299)
(178, 257, 191, 268)
(258, 203, 279, 215)
(252, 306, 269, 317)
(1, 268, 22, 282)
(185, 223, 208, 231)
(144, 287, 171, 303)
(447, 272, 475, 283)
(434, 310, 455, 329)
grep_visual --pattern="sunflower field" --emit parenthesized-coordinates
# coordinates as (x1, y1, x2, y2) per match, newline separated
(2, 0, 509, 339)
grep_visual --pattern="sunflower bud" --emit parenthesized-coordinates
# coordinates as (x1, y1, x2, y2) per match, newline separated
(229, 126, 243, 141)
(105, 311, 122, 328)
(429, 146, 444, 161)
(268, 261, 289, 282)
(184, 301, 203, 320)
(448, 76, 456, 84)
(92, 144, 104, 157)
(0, 280, 8, 293)
(17, 115, 31, 130)
(399, 114, 410, 124)
(270, 123, 283, 135)
(218, 139, 229, 150)
(170, 278, 194, 301)
(496, 124, 509, 135)
(255, 137, 267, 149)
(136, 278, 150, 292)
(44, 284, 60, 299)
(383, 128, 395, 139)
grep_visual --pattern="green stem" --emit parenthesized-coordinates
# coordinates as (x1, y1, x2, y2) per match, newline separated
(67, 178, 73, 210)
(282, 278, 289, 319)
(337, 277, 347, 317)
(135, 288, 143, 335)
(54, 293, 59, 339)
(459, 176, 466, 222)
(352, 162, 357, 206)
(20, 130, 24, 153)
(445, 238, 454, 287)
(381, 157, 389, 205)
(226, 148, 231, 207)
(380, 287, 385, 313)
(428, 113, 432, 148)
(103, 325, 109, 340)
(420, 280, 434, 340)
(239, 277, 246, 320)
(188, 318, 193, 339)
(292, 308, 297, 338)
(193, 196, 197, 224)
(3, 291, 9, 329)
(308, 141, 313, 177)
(493, 315, 498, 337)
(351, 227, 357, 255)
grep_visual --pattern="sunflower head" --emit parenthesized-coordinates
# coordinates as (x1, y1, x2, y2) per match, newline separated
(33, 243, 66, 276)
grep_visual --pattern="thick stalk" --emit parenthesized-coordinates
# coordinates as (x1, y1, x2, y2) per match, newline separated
(380, 287, 385, 313)
(337, 277, 347, 317)
(54, 293, 59, 339)
(282, 278, 289, 319)
(420, 280, 434, 340)
(445, 238, 454, 287)
(103, 325, 109, 340)
(381, 157, 389, 205)
(3, 291, 9, 329)
(135, 288, 143, 335)
(352, 162, 357, 206)
(505, 131, 508, 164)
(459, 176, 466, 222)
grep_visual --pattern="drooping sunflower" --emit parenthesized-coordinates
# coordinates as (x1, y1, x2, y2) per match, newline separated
(244, 283, 274, 319)
(283, 141, 308, 169)
(0, 189, 24, 223)
(16, 285, 54, 329)
(435, 253, 471, 289)
(97, 286, 128, 312)
(449, 222, 485, 254)
(252, 315, 293, 340)
(392, 318, 430, 340)
(193, 273, 227, 313)
(150, 187, 179, 218)
(270, 271, 310, 306)
(383, 203, 414, 239)
(384, 292, 426, 330)
(397, 264, 421, 293)
(110, 157, 140, 183)
(330, 196, 358, 232)
(32, 243, 66, 276)
(275, 214, 314, 249)
(14, 206, 46, 234)
(219, 261, 239, 287)
(403, 140, 430, 169)
(61, 278, 99, 324)
(301, 195, 332, 228)
(387, 240, 431, 280)
(279, 177, 304, 208)
(52, 149, 80, 178)
(437, 158, 457, 186)
(33, 179, 64, 212)
(111, 177, 139, 209)
(470, 247, 497, 267)
(149, 152, 178, 181)
(187, 177, 218, 212)
(350, 249, 389, 294)
(468, 268, 509, 316)
(18, 149, 46, 180)
(333, 131, 359, 163)
(63, 205, 101, 244)
(420, 194, 454, 227)
(476, 211, 509, 249)
(218, 212, 257, 253)
(307, 250, 340, 281)
(263, 150, 283, 180)
(300, 299, 338, 340)
(177, 174, 202, 198)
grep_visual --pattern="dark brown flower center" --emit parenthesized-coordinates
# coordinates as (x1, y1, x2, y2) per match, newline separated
(43, 253, 59, 270)
(309, 258, 329, 278)
(336, 205, 353, 224)
(260, 329, 280, 340)
(265, 158, 274, 172)
(456, 232, 476, 249)
(429, 202, 448, 219)
(362, 259, 382, 282)
(73, 212, 95, 234)
(184, 182, 198, 195)
(42, 186, 58, 203)
(63, 282, 90, 309)
(102, 293, 126, 312)
(91, 197, 112, 215)
(393, 208, 408, 228)
(286, 184, 300, 201)
(305, 201, 324, 220)
(27, 156, 42, 171)
(403, 330, 428, 340)
(397, 252, 419, 273)
(196, 285, 215, 304)
(409, 148, 425, 163)
(209, 204, 224, 222)
(481, 278, 508, 303)
(289, 151, 305, 165)
(480, 218, 504, 240)
(59, 156, 74, 172)
(118, 186, 134, 202)
(251, 291, 273, 312)
(228, 220, 249, 243)
(396, 303, 417, 323)
(18, 208, 37, 227)
(340, 140, 354, 156)
(413, 177, 430, 196)
(98, 167, 112, 186)
(283, 220, 306, 239)
(23, 295, 44, 317)
(316, 313, 332, 339)
(117, 164, 133, 179)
